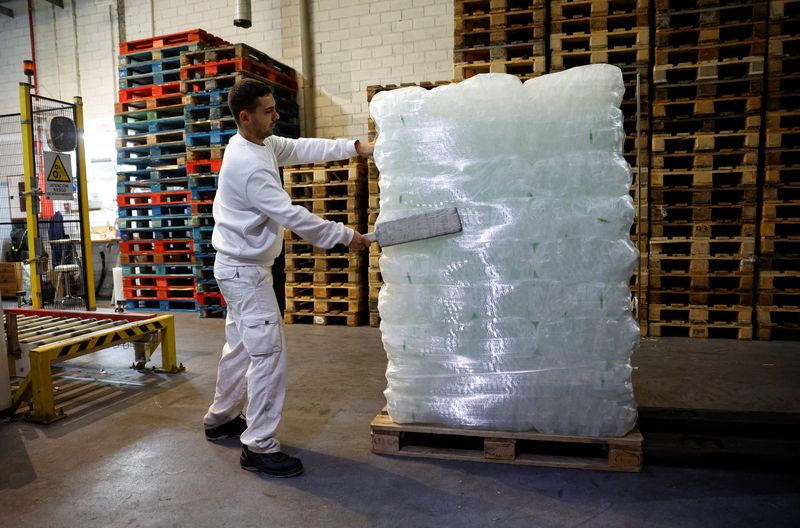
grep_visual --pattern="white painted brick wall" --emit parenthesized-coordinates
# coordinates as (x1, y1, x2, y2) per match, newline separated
(311, 0, 453, 139)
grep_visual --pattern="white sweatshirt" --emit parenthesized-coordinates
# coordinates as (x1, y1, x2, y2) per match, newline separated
(212, 133, 358, 267)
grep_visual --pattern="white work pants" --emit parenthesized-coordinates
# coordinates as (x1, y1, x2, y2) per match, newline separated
(203, 264, 286, 453)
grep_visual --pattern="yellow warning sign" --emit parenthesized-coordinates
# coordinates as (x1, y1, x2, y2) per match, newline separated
(47, 154, 72, 182)
(43, 152, 74, 200)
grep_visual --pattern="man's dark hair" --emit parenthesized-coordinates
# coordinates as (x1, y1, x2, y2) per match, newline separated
(228, 78, 273, 126)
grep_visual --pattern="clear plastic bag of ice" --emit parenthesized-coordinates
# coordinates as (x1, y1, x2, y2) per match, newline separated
(370, 65, 639, 437)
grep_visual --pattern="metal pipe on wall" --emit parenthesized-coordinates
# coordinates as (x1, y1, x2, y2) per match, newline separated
(27, 0, 37, 91)
(299, 0, 315, 136)
(71, 0, 81, 97)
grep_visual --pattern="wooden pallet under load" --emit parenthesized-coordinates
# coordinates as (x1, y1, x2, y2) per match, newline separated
(371, 409, 643, 472)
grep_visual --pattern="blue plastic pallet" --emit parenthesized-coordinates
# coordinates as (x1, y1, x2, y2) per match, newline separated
(119, 56, 182, 78)
(183, 88, 229, 107)
(191, 215, 214, 229)
(195, 254, 217, 267)
(118, 179, 190, 194)
(118, 213, 192, 229)
(122, 264, 196, 276)
(188, 174, 219, 188)
(117, 116, 185, 135)
(117, 140, 185, 157)
(194, 241, 215, 255)
(185, 129, 236, 148)
(117, 167, 188, 185)
(189, 185, 217, 199)
(194, 266, 215, 281)
(117, 152, 185, 168)
(119, 226, 194, 242)
(118, 69, 182, 90)
(126, 299, 198, 312)
(192, 226, 214, 239)
(118, 166, 186, 180)
(118, 203, 192, 217)
(115, 106, 184, 127)
(184, 105, 232, 122)
(117, 141, 186, 167)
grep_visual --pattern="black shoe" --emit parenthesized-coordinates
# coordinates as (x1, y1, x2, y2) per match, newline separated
(205, 415, 247, 441)
(240, 445, 304, 478)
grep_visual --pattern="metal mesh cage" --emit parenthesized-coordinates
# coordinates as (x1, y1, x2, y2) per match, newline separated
(0, 113, 27, 303)
(29, 94, 89, 309)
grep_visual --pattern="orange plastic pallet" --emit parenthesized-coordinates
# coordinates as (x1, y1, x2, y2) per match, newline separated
(123, 286, 198, 301)
(117, 190, 192, 208)
(123, 275, 196, 289)
(191, 201, 214, 214)
(195, 292, 226, 306)
(119, 29, 228, 55)
(186, 159, 223, 175)
(120, 239, 194, 253)
(120, 252, 196, 266)
(115, 93, 185, 114)
(118, 82, 182, 103)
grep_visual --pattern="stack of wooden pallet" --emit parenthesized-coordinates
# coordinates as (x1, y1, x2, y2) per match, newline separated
(179, 43, 299, 317)
(116, 29, 228, 313)
(549, 0, 652, 334)
(648, 0, 767, 339)
(282, 160, 368, 326)
(453, 0, 547, 81)
(758, 1, 800, 340)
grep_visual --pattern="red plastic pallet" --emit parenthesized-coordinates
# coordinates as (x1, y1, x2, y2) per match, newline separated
(191, 200, 214, 214)
(118, 82, 182, 103)
(180, 57, 298, 91)
(120, 239, 195, 254)
(119, 252, 196, 266)
(196, 291, 227, 306)
(119, 29, 228, 55)
(123, 275, 196, 289)
(123, 286, 198, 301)
(117, 190, 192, 208)
(186, 159, 223, 175)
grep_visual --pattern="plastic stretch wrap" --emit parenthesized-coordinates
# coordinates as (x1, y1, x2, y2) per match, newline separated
(370, 65, 639, 437)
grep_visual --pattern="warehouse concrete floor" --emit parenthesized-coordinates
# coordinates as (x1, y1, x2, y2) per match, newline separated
(1, 312, 799, 527)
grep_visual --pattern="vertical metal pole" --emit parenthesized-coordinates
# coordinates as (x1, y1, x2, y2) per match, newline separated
(0, 303, 11, 412)
(27, 0, 38, 92)
(20, 82, 43, 309)
(29, 348, 57, 422)
(159, 315, 178, 372)
(74, 96, 96, 310)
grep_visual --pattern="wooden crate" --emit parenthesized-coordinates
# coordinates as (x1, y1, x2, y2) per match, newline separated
(0, 262, 23, 297)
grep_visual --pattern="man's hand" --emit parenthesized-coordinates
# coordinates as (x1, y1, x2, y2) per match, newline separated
(349, 231, 371, 252)
(356, 140, 374, 158)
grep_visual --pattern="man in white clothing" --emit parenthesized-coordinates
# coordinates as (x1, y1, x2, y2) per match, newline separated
(203, 78, 372, 477)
